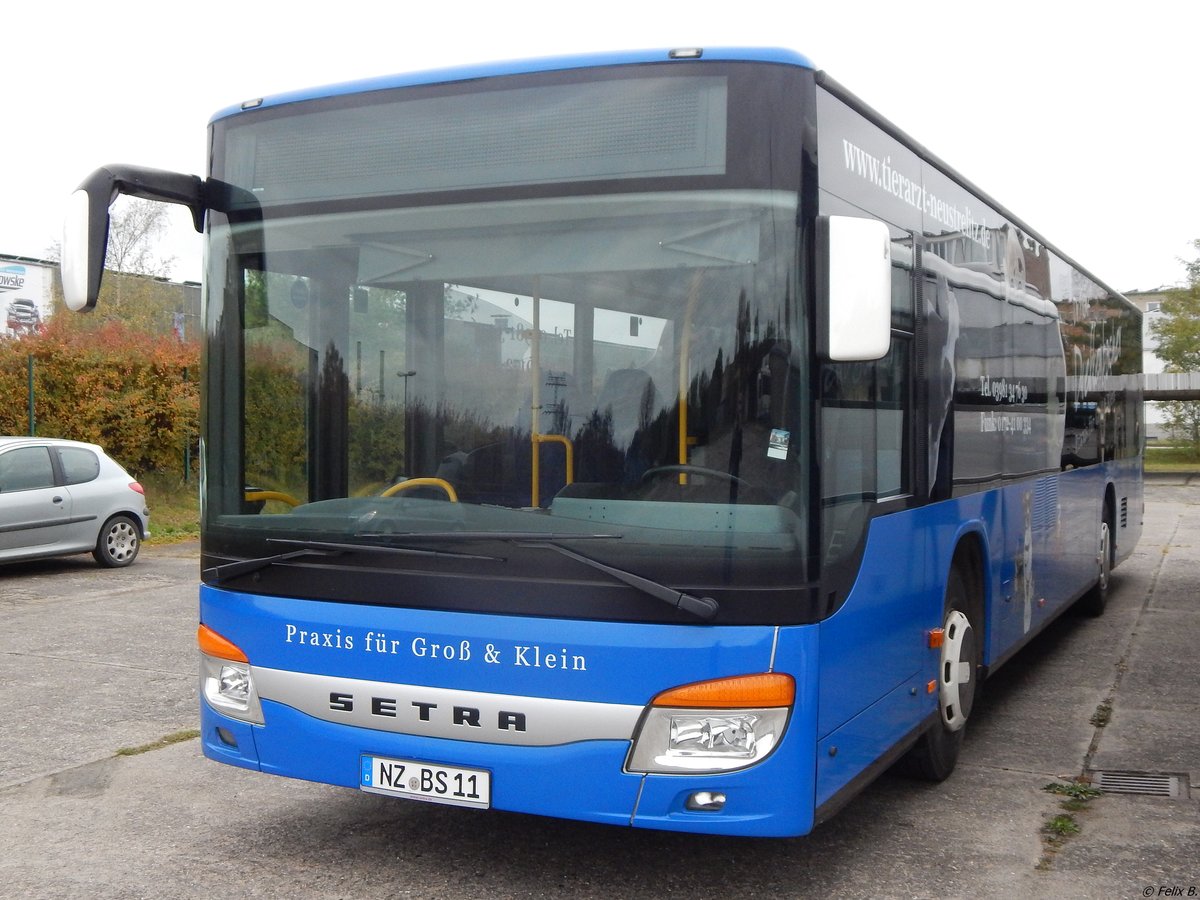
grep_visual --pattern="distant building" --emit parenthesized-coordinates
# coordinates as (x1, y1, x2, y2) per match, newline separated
(0, 255, 55, 337)
(1125, 287, 1174, 440)
(0, 252, 201, 341)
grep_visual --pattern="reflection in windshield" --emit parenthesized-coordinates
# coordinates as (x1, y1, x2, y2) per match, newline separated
(207, 190, 809, 577)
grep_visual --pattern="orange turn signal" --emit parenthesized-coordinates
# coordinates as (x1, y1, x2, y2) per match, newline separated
(198, 624, 249, 662)
(651, 673, 795, 709)
(928, 628, 945, 649)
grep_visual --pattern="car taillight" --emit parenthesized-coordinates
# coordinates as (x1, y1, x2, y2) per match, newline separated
(129, 482, 145, 495)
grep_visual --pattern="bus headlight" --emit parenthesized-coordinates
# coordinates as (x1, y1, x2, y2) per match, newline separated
(671, 712, 767, 757)
(201, 655, 264, 724)
(219, 662, 252, 703)
(626, 673, 793, 774)
(198, 624, 264, 724)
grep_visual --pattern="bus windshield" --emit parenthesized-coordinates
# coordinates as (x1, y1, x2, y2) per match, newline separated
(202, 187, 811, 619)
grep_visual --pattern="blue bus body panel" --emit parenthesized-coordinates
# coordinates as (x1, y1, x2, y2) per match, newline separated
(200, 586, 820, 837)
(200, 588, 779, 703)
(815, 507, 940, 808)
(209, 47, 816, 123)
(812, 463, 1139, 808)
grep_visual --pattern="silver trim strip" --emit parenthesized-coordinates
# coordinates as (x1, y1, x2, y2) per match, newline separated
(253, 666, 644, 747)
(629, 775, 647, 825)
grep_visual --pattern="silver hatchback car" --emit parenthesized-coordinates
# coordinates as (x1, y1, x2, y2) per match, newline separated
(0, 437, 150, 567)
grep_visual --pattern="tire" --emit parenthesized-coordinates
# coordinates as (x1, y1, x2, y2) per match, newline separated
(93, 515, 141, 568)
(902, 565, 979, 781)
(1076, 513, 1112, 618)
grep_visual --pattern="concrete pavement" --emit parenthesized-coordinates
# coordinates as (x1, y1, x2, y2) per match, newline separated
(0, 483, 1195, 898)
(1041, 476, 1199, 893)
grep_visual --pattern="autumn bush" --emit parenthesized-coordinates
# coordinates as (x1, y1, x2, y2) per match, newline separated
(0, 318, 199, 476)
(243, 340, 308, 492)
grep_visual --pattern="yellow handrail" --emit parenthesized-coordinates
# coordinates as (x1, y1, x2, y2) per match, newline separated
(381, 478, 459, 502)
(531, 433, 575, 507)
(244, 490, 302, 508)
(678, 271, 704, 484)
(524, 276, 574, 506)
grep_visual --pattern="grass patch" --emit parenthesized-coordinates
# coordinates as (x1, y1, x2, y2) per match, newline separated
(1042, 813, 1081, 839)
(1037, 781, 1101, 869)
(1089, 699, 1113, 728)
(1144, 443, 1200, 472)
(116, 729, 200, 757)
(139, 471, 200, 543)
(1044, 781, 1102, 802)
(1038, 811, 1082, 869)
(1045, 781, 1102, 810)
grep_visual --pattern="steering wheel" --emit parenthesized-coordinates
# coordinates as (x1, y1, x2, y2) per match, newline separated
(640, 465, 752, 489)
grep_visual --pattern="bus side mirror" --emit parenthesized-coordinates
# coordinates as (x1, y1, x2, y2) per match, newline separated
(62, 173, 113, 312)
(817, 215, 892, 361)
(62, 165, 207, 312)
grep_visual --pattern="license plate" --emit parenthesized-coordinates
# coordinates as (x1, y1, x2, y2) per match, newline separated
(360, 755, 491, 809)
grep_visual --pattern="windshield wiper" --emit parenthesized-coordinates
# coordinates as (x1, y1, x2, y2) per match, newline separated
(203, 547, 341, 584)
(207, 533, 719, 620)
(204, 538, 500, 585)
(518, 541, 720, 621)
(363, 532, 717, 619)
(268, 538, 500, 560)
(357, 531, 622, 542)
(359, 531, 718, 619)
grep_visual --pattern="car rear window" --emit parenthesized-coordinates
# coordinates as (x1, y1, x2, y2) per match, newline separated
(59, 447, 101, 485)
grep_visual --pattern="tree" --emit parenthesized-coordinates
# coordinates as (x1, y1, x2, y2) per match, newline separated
(45, 198, 186, 334)
(43, 197, 176, 276)
(106, 197, 177, 278)
(1151, 239, 1200, 454)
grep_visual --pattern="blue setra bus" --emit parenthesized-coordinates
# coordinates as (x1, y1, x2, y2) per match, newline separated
(62, 47, 1142, 837)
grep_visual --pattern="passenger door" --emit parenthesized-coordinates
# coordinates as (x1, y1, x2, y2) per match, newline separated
(0, 446, 72, 554)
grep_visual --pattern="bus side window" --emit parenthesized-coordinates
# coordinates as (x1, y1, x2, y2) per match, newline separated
(821, 254, 914, 564)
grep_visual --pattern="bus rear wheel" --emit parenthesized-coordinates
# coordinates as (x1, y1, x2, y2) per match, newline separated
(903, 566, 979, 781)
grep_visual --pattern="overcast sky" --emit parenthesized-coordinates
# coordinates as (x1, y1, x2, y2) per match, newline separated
(4, 0, 1196, 293)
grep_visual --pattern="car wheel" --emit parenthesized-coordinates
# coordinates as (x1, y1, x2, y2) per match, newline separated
(94, 515, 141, 567)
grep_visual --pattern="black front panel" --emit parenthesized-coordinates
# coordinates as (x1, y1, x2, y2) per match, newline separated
(202, 62, 823, 626)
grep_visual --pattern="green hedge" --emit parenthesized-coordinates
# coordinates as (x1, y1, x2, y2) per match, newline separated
(0, 319, 199, 476)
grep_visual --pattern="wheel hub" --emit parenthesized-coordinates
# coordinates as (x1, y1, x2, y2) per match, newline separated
(939, 609, 975, 732)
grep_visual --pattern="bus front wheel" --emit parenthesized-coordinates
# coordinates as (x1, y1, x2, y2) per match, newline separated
(1076, 508, 1113, 618)
(903, 566, 979, 781)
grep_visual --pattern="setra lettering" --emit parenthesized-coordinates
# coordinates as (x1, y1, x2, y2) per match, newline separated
(327, 693, 527, 732)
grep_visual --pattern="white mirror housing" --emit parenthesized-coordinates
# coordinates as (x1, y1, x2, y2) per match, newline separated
(61, 188, 102, 311)
(60, 165, 207, 312)
(817, 215, 892, 362)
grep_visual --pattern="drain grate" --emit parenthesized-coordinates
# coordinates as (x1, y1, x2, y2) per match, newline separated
(1090, 770, 1190, 799)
